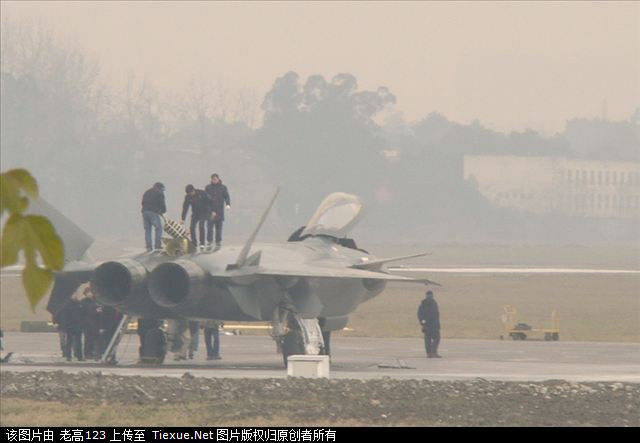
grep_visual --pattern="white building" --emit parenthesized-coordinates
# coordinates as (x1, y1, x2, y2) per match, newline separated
(464, 155, 640, 219)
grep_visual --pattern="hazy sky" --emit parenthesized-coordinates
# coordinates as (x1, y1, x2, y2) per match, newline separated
(2, 1, 639, 134)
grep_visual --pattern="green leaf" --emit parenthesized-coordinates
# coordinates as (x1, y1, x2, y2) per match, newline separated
(0, 169, 38, 215)
(21, 215, 65, 270)
(0, 214, 23, 267)
(4, 169, 38, 198)
(0, 214, 64, 270)
(22, 263, 53, 311)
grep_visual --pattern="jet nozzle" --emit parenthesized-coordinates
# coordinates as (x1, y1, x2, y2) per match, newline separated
(148, 260, 206, 308)
(91, 259, 147, 306)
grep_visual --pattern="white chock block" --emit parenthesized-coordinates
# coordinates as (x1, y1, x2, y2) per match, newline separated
(287, 355, 330, 378)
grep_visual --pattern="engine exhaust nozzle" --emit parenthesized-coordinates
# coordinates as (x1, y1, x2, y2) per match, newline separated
(148, 260, 206, 308)
(91, 259, 147, 306)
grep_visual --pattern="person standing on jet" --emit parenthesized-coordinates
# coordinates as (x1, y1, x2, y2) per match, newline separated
(417, 290, 441, 358)
(181, 185, 211, 249)
(141, 182, 166, 251)
(204, 173, 231, 248)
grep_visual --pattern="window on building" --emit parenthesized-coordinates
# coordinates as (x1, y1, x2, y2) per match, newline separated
(605, 171, 610, 185)
(589, 171, 595, 185)
(598, 171, 603, 185)
(612, 171, 618, 185)
(604, 195, 609, 208)
(597, 194, 602, 209)
(567, 170, 572, 183)
(612, 196, 617, 210)
(620, 172, 625, 185)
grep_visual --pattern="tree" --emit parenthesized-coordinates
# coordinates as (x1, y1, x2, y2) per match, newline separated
(258, 71, 396, 223)
(1, 169, 64, 310)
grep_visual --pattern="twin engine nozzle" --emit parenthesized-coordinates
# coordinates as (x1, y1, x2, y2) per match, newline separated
(91, 258, 206, 310)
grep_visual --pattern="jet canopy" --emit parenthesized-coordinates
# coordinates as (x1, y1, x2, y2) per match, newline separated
(301, 192, 365, 238)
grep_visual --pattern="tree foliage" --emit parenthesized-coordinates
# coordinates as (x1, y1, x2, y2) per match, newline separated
(1, 169, 65, 310)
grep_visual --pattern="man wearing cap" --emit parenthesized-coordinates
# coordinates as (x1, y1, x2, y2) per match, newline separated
(181, 184, 211, 249)
(141, 182, 167, 251)
(417, 290, 442, 358)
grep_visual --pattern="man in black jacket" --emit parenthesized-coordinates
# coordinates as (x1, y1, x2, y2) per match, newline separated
(80, 286, 100, 360)
(141, 182, 166, 251)
(417, 290, 441, 358)
(59, 298, 85, 361)
(181, 184, 211, 249)
(204, 174, 231, 248)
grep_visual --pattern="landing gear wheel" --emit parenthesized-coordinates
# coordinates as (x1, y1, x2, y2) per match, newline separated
(281, 328, 305, 367)
(141, 328, 167, 365)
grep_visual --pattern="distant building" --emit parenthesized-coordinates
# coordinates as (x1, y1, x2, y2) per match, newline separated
(464, 155, 640, 219)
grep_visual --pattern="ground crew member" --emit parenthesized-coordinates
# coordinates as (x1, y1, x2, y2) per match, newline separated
(60, 296, 85, 361)
(167, 319, 190, 361)
(188, 320, 200, 359)
(418, 290, 441, 358)
(204, 174, 231, 248)
(204, 320, 222, 360)
(137, 317, 164, 360)
(80, 285, 100, 360)
(181, 185, 211, 249)
(52, 309, 67, 357)
(141, 182, 166, 251)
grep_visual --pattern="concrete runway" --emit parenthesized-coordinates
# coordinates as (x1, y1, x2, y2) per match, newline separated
(1, 332, 639, 382)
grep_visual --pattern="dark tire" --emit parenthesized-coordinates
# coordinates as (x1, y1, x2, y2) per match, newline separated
(282, 329, 305, 367)
(141, 328, 167, 365)
(544, 333, 551, 341)
(519, 333, 527, 341)
(552, 333, 559, 341)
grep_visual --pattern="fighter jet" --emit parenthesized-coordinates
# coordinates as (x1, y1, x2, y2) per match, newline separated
(22, 191, 432, 365)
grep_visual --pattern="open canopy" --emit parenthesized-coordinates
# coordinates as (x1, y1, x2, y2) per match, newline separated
(301, 192, 365, 238)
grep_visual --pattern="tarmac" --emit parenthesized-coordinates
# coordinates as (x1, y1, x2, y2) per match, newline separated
(1, 332, 639, 382)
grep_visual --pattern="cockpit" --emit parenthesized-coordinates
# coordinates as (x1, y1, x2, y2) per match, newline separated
(287, 193, 368, 252)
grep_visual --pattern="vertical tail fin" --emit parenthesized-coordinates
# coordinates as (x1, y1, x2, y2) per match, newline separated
(227, 188, 279, 270)
(28, 198, 94, 262)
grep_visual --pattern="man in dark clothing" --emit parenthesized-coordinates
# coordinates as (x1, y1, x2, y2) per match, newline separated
(188, 320, 200, 359)
(141, 182, 167, 251)
(137, 317, 164, 360)
(52, 309, 67, 357)
(181, 185, 211, 248)
(80, 287, 101, 360)
(204, 320, 222, 360)
(417, 290, 441, 358)
(59, 299, 85, 361)
(204, 174, 231, 248)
